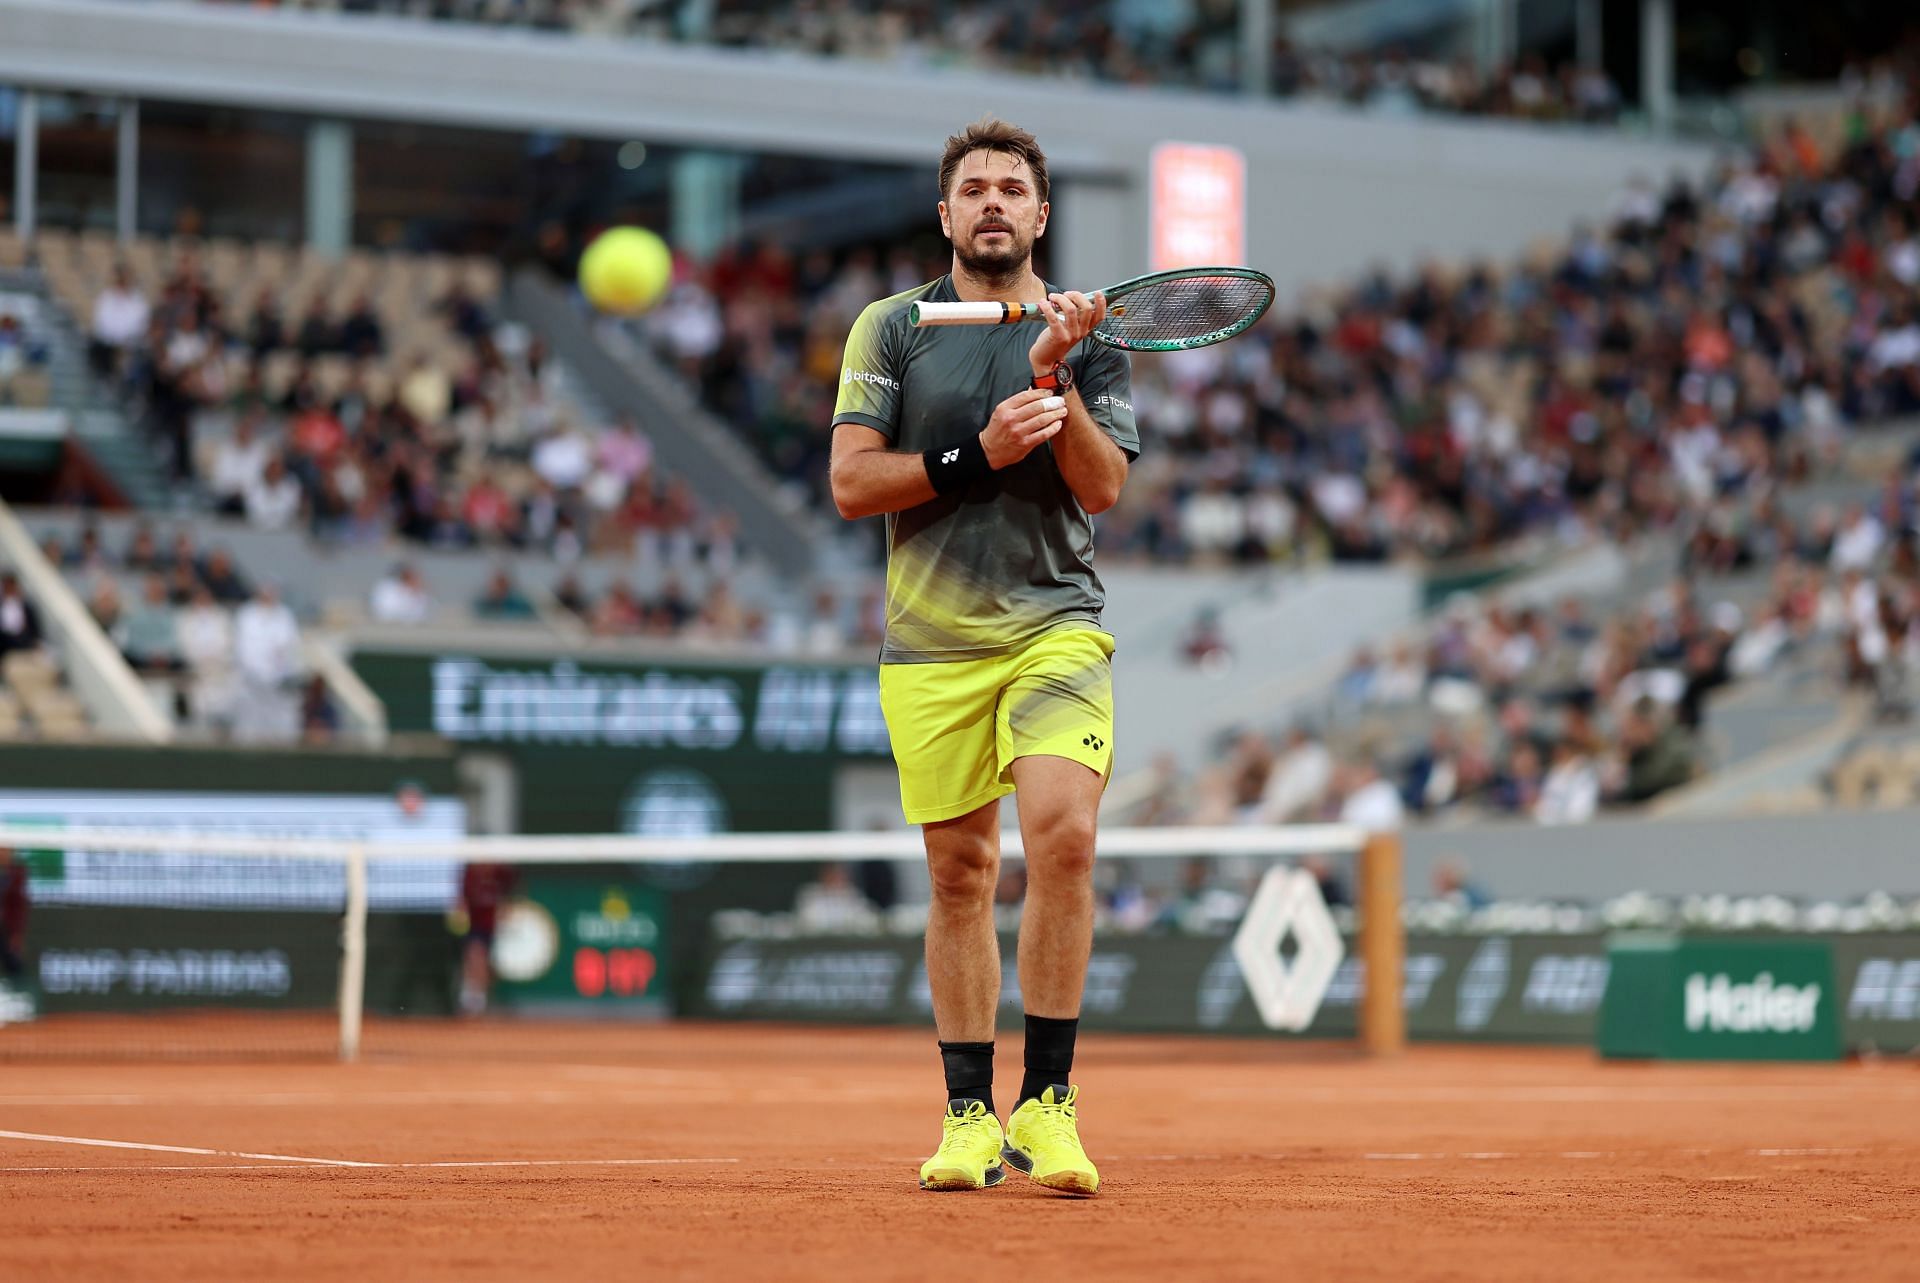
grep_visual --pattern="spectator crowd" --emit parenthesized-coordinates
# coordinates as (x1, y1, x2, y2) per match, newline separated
(205, 1, 1622, 124)
(34, 522, 328, 742)
(72, 238, 763, 631)
(645, 61, 1920, 578)
(1145, 446, 1920, 829)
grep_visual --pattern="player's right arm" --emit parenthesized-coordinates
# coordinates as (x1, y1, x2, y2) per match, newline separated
(828, 297, 1065, 520)
(831, 391, 1068, 520)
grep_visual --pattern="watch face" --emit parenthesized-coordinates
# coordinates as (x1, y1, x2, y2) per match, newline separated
(1054, 362, 1074, 390)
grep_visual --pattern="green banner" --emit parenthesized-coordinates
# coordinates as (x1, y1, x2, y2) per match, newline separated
(1599, 935, 1842, 1061)
(687, 928, 1920, 1053)
(351, 649, 888, 834)
(490, 875, 670, 1014)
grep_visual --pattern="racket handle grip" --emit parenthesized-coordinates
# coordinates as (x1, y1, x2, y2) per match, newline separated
(909, 300, 1041, 327)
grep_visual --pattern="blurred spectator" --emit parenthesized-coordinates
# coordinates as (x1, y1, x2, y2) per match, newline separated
(338, 294, 385, 357)
(1156, 857, 1246, 934)
(1431, 858, 1491, 910)
(0, 573, 41, 656)
(1338, 759, 1406, 831)
(457, 862, 516, 1016)
(370, 563, 434, 624)
(1536, 739, 1601, 825)
(1254, 726, 1333, 824)
(245, 455, 304, 531)
(232, 583, 302, 742)
(1614, 697, 1695, 803)
(197, 547, 251, 606)
(801, 588, 843, 656)
(1181, 608, 1231, 672)
(1130, 751, 1187, 827)
(794, 862, 879, 933)
(115, 574, 185, 673)
(209, 414, 272, 517)
(177, 583, 235, 731)
(300, 674, 340, 745)
(63, 525, 109, 578)
(121, 524, 165, 575)
(0, 847, 26, 987)
(87, 265, 149, 380)
(0, 313, 47, 404)
(87, 577, 123, 636)
(294, 299, 336, 357)
(473, 568, 536, 620)
(1301, 854, 1351, 907)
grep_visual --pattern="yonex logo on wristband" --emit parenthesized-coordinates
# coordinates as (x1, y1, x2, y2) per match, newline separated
(942, 449, 960, 464)
(842, 367, 900, 391)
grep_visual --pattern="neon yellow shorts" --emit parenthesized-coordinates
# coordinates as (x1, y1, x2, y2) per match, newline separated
(878, 627, 1115, 825)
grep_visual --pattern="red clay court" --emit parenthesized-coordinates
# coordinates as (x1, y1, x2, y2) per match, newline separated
(5, 1021, 1917, 1281)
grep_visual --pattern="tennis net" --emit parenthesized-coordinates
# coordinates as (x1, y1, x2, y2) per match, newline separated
(0, 824, 1402, 1061)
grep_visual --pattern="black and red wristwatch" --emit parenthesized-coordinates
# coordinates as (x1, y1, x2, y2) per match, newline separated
(1031, 361, 1073, 394)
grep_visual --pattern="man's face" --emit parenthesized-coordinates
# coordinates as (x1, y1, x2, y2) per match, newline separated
(939, 149, 1047, 276)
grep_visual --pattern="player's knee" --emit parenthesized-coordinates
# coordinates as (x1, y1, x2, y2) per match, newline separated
(927, 838, 998, 905)
(1026, 810, 1097, 881)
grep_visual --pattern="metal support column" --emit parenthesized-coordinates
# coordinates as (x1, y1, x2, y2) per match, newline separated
(1575, 0, 1603, 71)
(115, 97, 139, 244)
(305, 117, 353, 257)
(12, 89, 36, 244)
(1240, 0, 1271, 99)
(1640, 0, 1674, 133)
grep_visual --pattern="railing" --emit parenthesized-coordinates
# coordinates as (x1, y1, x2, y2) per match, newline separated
(0, 494, 171, 742)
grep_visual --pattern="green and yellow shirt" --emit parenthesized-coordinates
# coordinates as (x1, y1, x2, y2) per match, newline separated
(833, 276, 1139, 664)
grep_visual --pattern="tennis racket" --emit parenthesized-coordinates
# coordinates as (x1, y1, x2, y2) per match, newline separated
(907, 266, 1275, 353)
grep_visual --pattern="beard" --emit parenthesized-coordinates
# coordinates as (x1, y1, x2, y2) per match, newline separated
(952, 223, 1034, 288)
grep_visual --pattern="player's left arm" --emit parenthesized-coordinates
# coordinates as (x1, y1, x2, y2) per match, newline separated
(1032, 291, 1135, 515)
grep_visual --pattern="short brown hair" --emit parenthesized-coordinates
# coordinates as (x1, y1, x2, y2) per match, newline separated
(939, 118, 1049, 205)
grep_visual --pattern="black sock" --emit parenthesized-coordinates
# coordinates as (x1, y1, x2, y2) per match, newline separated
(938, 1040, 994, 1114)
(1019, 1014, 1078, 1107)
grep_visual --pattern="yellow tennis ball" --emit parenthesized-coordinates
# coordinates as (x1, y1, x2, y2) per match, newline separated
(579, 227, 673, 315)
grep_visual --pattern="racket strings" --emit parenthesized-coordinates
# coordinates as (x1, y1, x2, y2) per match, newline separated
(1099, 275, 1273, 347)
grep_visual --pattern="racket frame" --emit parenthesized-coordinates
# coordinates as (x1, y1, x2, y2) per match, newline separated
(907, 265, 1275, 353)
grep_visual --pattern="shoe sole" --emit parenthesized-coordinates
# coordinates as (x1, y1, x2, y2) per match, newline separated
(919, 1164, 1006, 1191)
(1000, 1144, 1098, 1197)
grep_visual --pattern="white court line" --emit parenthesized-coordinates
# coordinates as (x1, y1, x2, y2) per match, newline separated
(0, 1164, 294, 1172)
(1141, 1146, 1877, 1164)
(0, 1089, 878, 1108)
(1196, 1086, 1920, 1104)
(1, 1148, 1879, 1175)
(0, 1157, 741, 1173)
(0, 1128, 378, 1167)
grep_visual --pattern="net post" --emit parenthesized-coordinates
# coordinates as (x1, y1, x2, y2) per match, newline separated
(338, 841, 369, 1064)
(1358, 832, 1405, 1057)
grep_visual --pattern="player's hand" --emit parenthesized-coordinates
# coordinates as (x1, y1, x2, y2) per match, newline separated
(980, 387, 1070, 470)
(1030, 290, 1106, 373)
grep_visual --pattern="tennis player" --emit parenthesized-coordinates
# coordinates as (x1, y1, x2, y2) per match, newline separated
(829, 118, 1137, 1196)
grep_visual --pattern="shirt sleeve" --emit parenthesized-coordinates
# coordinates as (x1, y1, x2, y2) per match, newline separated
(832, 301, 905, 443)
(1074, 342, 1139, 460)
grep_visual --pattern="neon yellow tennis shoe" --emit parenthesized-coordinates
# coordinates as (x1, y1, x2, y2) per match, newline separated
(1003, 1084, 1099, 1196)
(918, 1099, 1006, 1191)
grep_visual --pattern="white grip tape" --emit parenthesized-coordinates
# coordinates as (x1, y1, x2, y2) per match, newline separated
(910, 300, 1025, 326)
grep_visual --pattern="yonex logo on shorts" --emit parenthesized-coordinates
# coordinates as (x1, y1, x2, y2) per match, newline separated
(842, 367, 900, 391)
(1082, 734, 1105, 751)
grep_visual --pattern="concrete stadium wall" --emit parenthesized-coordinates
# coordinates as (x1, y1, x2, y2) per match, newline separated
(1402, 809, 1920, 902)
